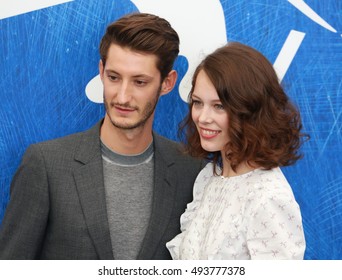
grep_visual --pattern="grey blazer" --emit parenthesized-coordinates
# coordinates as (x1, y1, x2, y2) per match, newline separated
(0, 120, 203, 259)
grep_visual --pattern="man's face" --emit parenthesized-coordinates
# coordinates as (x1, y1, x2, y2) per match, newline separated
(100, 44, 163, 130)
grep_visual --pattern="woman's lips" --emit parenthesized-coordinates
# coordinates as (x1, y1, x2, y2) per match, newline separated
(199, 128, 221, 139)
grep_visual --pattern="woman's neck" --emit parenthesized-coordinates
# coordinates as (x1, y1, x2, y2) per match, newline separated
(221, 158, 256, 178)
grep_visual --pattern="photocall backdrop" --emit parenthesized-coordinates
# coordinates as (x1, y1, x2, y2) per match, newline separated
(0, 0, 341, 259)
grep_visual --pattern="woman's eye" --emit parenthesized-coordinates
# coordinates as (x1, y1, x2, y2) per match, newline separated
(214, 104, 224, 110)
(192, 100, 202, 107)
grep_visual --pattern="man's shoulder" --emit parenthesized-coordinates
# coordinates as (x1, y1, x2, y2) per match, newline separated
(153, 133, 180, 149)
(27, 121, 101, 156)
(153, 132, 203, 166)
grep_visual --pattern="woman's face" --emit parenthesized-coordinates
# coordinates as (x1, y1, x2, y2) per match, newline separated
(191, 70, 230, 153)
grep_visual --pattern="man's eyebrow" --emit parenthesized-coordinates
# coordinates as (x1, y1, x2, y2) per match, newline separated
(105, 69, 118, 74)
(104, 69, 153, 79)
(132, 74, 153, 79)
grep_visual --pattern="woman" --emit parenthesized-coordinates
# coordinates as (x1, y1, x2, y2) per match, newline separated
(166, 42, 308, 260)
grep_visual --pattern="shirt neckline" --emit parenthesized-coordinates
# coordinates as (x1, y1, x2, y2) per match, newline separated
(101, 139, 154, 166)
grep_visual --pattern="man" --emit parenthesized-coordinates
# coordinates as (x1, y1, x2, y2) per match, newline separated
(0, 13, 203, 259)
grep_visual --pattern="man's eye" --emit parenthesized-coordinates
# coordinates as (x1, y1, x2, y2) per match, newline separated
(135, 80, 147, 86)
(108, 75, 118, 81)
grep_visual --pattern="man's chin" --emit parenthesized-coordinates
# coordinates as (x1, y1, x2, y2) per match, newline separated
(110, 120, 146, 130)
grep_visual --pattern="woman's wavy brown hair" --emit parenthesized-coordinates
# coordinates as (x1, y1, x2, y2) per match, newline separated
(180, 42, 309, 172)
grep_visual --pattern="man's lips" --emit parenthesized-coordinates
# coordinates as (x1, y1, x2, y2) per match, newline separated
(113, 104, 136, 113)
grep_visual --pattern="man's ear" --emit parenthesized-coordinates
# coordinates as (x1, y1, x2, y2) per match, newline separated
(160, 70, 178, 96)
(99, 60, 104, 82)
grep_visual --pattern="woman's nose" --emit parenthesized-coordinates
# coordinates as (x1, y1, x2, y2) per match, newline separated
(198, 106, 213, 124)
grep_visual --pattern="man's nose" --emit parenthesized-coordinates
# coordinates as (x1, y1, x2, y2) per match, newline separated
(116, 81, 132, 104)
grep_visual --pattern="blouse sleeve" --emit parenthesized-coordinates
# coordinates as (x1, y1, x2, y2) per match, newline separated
(246, 182, 306, 260)
(166, 163, 213, 259)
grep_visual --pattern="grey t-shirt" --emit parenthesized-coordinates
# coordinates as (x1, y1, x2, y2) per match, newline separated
(101, 140, 154, 259)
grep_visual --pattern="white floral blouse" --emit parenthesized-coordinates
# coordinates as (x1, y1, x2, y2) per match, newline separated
(166, 163, 305, 260)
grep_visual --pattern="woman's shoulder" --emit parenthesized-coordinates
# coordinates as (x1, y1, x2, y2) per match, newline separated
(195, 162, 216, 181)
(190, 162, 215, 196)
(244, 167, 296, 202)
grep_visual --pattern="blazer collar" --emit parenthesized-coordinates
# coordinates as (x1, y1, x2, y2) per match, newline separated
(137, 133, 179, 259)
(74, 120, 103, 165)
(73, 119, 114, 259)
(73, 123, 180, 260)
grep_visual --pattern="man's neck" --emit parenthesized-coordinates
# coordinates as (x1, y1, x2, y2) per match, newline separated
(100, 116, 153, 155)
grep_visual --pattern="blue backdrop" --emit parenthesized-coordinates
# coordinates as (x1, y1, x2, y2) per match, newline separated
(0, 0, 341, 259)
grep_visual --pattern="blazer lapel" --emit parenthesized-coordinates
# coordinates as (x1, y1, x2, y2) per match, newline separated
(73, 121, 114, 260)
(137, 134, 178, 259)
